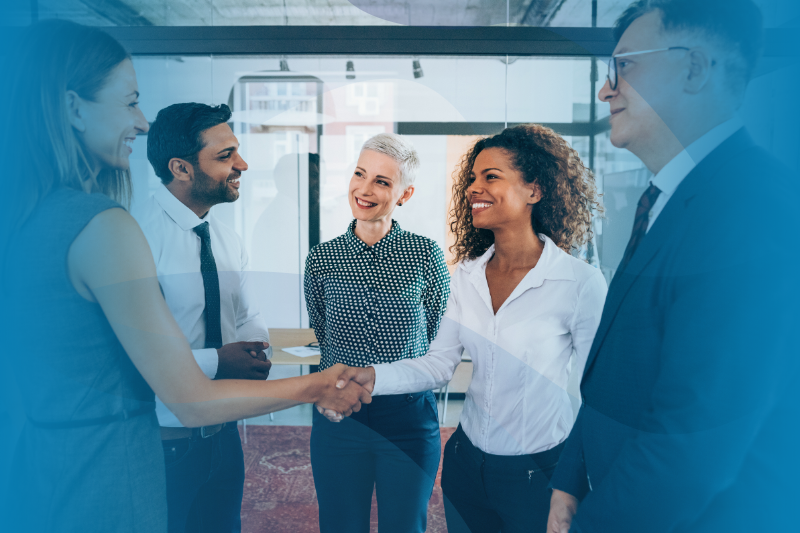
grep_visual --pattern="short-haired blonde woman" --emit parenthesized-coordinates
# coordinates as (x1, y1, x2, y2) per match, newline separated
(335, 125, 608, 533)
(304, 133, 450, 533)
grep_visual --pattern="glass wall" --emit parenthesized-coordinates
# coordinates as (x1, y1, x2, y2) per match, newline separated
(129, 54, 602, 327)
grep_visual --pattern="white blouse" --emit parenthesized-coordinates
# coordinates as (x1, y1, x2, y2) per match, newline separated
(372, 235, 607, 455)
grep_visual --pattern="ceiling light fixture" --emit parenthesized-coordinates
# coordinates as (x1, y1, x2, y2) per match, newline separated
(412, 59, 424, 79)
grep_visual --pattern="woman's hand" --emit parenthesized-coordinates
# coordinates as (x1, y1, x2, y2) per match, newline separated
(335, 365, 376, 393)
(315, 404, 343, 423)
(315, 365, 377, 422)
(314, 363, 372, 417)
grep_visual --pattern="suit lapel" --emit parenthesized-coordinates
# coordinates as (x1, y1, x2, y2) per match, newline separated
(583, 129, 754, 378)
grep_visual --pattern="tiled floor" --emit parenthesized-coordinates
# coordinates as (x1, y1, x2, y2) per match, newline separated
(245, 364, 464, 427)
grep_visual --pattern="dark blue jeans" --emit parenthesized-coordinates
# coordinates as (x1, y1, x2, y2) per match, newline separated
(311, 391, 441, 533)
(441, 425, 564, 533)
(162, 423, 245, 533)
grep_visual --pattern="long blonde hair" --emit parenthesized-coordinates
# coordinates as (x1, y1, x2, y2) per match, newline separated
(1, 21, 133, 239)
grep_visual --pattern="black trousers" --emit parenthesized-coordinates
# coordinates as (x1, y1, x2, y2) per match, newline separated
(162, 423, 245, 533)
(441, 425, 564, 533)
(311, 391, 441, 533)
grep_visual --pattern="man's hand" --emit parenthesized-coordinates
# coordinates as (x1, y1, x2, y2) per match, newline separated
(215, 341, 271, 380)
(547, 489, 579, 533)
(314, 364, 372, 416)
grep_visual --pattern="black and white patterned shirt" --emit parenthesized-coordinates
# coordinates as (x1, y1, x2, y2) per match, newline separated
(304, 219, 450, 370)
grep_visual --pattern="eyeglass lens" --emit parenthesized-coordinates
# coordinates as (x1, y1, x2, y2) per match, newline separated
(608, 58, 617, 90)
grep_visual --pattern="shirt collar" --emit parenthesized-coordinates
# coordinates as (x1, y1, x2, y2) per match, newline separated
(460, 234, 576, 286)
(344, 219, 405, 258)
(154, 184, 208, 231)
(651, 116, 744, 197)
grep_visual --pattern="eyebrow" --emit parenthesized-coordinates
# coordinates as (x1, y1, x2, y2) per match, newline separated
(216, 145, 238, 155)
(480, 168, 504, 174)
(127, 91, 140, 98)
(355, 166, 393, 181)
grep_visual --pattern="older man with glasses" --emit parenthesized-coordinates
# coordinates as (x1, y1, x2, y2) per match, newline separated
(547, 1, 799, 532)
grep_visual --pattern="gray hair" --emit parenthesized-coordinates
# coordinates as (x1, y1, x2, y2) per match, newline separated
(361, 133, 420, 188)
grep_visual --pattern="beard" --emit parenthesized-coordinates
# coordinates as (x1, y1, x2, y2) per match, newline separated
(190, 167, 240, 206)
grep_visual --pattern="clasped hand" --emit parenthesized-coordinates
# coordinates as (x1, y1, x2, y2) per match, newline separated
(313, 364, 373, 417)
(315, 365, 376, 422)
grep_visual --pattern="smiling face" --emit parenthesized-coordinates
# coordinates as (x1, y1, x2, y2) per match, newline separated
(74, 59, 149, 172)
(348, 149, 413, 223)
(189, 122, 248, 207)
(467, 147, 540, 232)
(598, 11, 688, 155)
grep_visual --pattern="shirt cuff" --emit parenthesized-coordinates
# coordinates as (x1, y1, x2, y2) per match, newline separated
(372, 363, 398, 396)
(193, 348, 219, 379)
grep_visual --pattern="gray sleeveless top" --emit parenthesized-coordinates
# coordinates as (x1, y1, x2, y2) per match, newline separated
(4, 188, 167, 532)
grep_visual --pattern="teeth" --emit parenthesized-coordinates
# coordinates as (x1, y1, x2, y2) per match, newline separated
(357, 198, 376, 207)
(472, 203, 492, 209)
(124, 139, 133, 147)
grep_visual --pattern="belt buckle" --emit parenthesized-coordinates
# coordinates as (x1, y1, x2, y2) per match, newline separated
(200, 423, 223, 439)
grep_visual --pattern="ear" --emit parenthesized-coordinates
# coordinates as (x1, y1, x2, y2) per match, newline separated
(684, 48, 714, 95)
(168, 158, 194, 183)
(66, 90, 86, 133)
(398, 185, 415, 206)
(527, 181, 543, 206)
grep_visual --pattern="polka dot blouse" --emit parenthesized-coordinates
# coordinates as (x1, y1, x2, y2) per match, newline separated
(304, 219, 451, 370)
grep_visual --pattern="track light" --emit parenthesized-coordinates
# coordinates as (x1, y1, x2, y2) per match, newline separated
(280, 58, 289, 71)
(412, 59, 423, 79)
(346, 60, 356, 80)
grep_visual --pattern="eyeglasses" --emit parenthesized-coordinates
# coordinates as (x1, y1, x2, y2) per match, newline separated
(607, 47, 690, 90)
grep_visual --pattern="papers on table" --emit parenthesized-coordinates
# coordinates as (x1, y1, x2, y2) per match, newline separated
(282, 346, 321, 358)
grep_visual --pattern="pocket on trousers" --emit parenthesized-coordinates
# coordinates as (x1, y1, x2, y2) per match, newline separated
(423, 391, 439, 422)
(163, 438, 193, 468)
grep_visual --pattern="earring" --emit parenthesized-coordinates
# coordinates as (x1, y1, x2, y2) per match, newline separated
(397, 201, 403, 206)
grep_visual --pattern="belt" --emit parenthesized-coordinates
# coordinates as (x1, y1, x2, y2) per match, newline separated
(160, 423, 227, 441)
(27, 405, 154, 429)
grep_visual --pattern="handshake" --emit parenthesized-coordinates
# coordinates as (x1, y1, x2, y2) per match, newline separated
(315, 365, 376, 422)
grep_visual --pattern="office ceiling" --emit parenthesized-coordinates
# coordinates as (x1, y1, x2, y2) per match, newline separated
(34, 0, 630, 27)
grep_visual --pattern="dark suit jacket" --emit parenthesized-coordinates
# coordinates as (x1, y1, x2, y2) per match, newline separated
(551, 129, 800, 532)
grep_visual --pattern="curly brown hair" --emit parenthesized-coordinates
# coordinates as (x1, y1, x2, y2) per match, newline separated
(449, 124, 602, 263)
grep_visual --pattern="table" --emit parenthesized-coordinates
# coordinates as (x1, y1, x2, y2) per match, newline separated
(269, 328, 320, 368)
(241, 329, 319, 436)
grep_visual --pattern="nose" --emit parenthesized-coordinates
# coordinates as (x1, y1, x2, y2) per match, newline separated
(598, 78, 616, 102)
(466, 180, 481, 196)
(135, 106, 150, 134)
(233, 151, 248, 172)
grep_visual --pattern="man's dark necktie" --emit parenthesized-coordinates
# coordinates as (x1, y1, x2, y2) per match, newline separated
(620, 183, 661, 270)
(193, 222, 222, 349)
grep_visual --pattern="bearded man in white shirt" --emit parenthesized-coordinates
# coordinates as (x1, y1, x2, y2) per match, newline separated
(137, 102, 271, 533)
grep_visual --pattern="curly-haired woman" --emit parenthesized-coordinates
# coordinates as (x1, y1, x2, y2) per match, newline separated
(332, 124, 608, 532)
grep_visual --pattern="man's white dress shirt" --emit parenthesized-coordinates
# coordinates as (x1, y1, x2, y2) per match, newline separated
(135, 185, 270, 427)
(648, 117, 744, 231)
(372, 235, 607, 455)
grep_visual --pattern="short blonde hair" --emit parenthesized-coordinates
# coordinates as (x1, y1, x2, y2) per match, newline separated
(361, 133, 420, 188)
